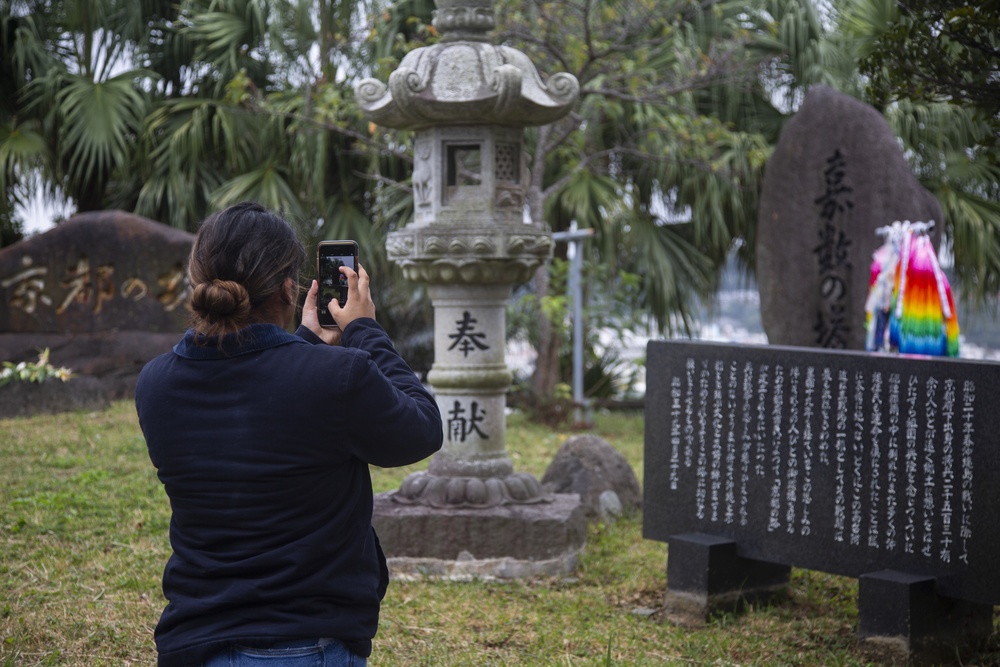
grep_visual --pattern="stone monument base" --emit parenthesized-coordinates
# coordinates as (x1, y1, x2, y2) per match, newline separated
(0, 331, 179, 418)
(0, 375, 113, 420)
(373, 491, 586, 579)
(662, 533, 791, 626)
(858, 570, 994, 666)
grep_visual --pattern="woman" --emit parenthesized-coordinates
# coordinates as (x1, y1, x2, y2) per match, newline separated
(135, 202, 442, 666)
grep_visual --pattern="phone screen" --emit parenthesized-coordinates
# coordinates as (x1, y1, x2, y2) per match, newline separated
(317, 240, 359, 328)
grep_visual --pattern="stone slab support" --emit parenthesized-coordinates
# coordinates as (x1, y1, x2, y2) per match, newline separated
(663, 533, 790, 625)
(858, 570, 993, 665)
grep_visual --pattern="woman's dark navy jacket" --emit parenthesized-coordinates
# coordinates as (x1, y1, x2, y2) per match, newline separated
(135, 318, 443, 667)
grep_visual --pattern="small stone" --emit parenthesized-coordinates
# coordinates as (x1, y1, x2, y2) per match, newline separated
(598, 490, 623, 520)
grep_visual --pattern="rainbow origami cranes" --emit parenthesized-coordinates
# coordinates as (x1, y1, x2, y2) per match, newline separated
(864, 220, 960, 357)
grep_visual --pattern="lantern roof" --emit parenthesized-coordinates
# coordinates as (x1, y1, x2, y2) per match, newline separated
(355, 0, 579, 130)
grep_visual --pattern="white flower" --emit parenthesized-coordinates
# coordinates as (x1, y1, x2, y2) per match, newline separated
(0, 350, 75, 386)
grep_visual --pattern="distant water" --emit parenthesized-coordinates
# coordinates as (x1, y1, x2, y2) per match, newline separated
(504, 289, 1000, 399)
(672, 289, 1000, 362)
(679, 324, 1000, 362)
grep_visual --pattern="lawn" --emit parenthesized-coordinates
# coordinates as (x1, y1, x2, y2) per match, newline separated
(2, 401, 998, 666)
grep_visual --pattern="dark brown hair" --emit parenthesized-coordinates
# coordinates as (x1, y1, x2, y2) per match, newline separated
(187, 202, 306, 338)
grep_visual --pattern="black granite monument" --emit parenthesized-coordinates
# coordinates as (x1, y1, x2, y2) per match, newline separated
(643, 340, 998, 662)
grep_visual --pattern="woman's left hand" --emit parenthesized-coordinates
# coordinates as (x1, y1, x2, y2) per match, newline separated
(302, 280, 342, 345)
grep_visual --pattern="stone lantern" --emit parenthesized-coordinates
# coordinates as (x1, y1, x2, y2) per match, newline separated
(355, 0, 586, 574)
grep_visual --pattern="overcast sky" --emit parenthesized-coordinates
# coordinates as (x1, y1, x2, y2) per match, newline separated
(19, 179, 74, 236)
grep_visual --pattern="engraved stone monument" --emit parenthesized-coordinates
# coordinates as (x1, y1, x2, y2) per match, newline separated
(0, 211, 192, 416)
(757, 85, 943, 351)
(644, 339, 999, 663)
(355, 0, 586, 576)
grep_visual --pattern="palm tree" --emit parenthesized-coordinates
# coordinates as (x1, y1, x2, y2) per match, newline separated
(748, 0, 1000, 307)
(834, 0, 1000, 307)
(363, 0, 1000, 402)
(1, 0, 395, 243)
(0, 1, 161, 214)
(485, 0, 793, 398)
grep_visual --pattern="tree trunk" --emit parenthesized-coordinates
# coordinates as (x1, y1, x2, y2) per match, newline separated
(530, 263, 561, 399)
(526, 126, 561, 400)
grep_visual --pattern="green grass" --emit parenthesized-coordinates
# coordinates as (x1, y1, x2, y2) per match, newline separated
(2, 402, 999, 666)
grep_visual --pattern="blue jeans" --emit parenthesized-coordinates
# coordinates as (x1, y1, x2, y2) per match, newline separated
(201, 639, 367, 667)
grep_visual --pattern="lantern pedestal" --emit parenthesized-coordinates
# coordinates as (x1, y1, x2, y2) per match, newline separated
(373, 493, 586, 579)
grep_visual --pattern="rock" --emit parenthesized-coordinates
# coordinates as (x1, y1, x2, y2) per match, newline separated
(541, 434, 642, 522)
(599, 490, 624, 519)
(0, 210, 193, 334)
(756, 85, 942, 350)
(0, 374, 112, 419)
(0, 211, 193, 416)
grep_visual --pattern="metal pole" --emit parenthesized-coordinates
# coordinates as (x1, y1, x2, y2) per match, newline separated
(552, 227, 595, 427)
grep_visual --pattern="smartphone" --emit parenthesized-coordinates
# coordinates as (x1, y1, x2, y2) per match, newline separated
(316, 240, 359, 328)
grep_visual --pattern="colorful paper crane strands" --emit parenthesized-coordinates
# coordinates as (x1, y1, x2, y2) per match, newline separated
(864, 220, 959, 357)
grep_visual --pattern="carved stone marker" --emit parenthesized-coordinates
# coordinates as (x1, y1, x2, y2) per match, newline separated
(643, 340, 998, 662)
(0, 211, 192, 416)
(0, 210, 192, 333)
(757, 85, 943, 351)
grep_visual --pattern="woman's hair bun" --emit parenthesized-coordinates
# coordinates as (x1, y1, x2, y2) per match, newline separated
(189, 279, 252, 324)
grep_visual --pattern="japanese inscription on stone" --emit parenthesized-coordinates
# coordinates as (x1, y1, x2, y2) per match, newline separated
(441, 308, 493, 444)
(448, 310, 490, 357)
(812, 148, 853, 348)
(644, 340, 1000, 605)
(2, 254, 187, 318)
(447, 399, 489, 443)
(0, 212, 194, 334)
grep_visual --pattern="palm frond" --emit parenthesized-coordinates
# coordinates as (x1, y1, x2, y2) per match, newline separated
(630, 218, 717, 334)
(836, 0, 897, 59)
(55, 71, 151, 191)
(210, 163, 305, 221)
(0, 120, 47, 194)
(939, 189, 1000, 307)
(547, 168, 621, 232)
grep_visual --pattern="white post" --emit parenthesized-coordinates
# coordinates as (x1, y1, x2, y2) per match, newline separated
(553, 226, 595, 428)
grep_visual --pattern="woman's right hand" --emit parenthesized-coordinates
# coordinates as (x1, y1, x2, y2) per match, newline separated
(302, 280, 342, 345)
(328, 264, 376, 330)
